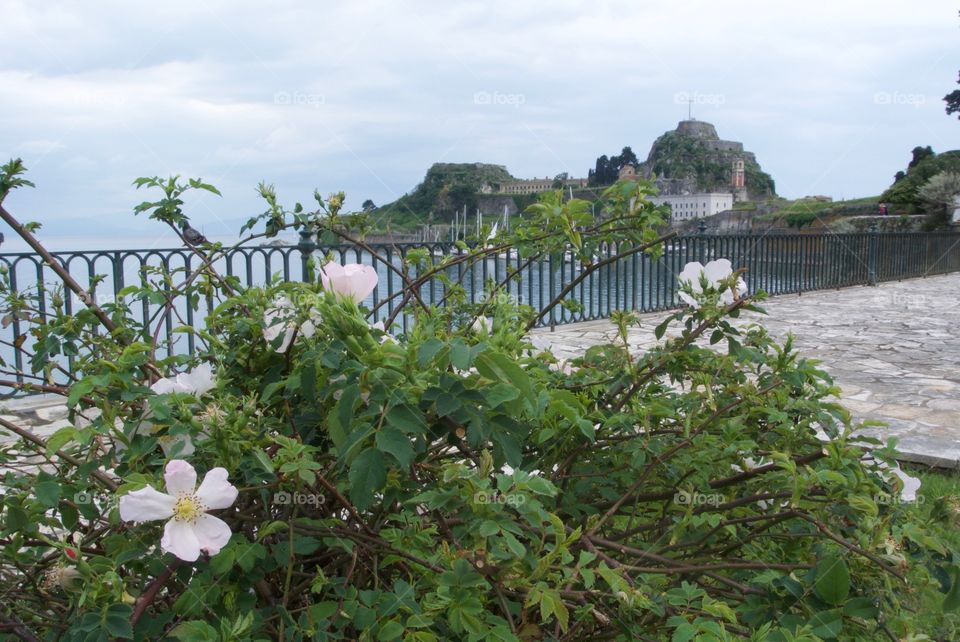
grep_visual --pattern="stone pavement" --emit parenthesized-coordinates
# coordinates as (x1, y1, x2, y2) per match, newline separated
(2, 274, 958, 467)
(530, 273, 960, 468)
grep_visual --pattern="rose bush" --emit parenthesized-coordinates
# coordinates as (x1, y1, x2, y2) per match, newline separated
(0, 159, 957, 641)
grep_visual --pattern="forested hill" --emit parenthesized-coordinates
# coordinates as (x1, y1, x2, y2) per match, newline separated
(375, 163, 515, 224)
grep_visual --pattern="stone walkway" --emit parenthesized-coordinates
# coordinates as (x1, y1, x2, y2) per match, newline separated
(2, 274, 958, 467)
(530, 273, 960, 468)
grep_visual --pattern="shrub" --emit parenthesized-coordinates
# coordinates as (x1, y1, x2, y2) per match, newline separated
(0, 163, 955, 641)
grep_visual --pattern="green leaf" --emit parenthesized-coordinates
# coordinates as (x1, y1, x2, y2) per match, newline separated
(808, 609, 843, 639)
(501, 531, 526, 558)
(348, 448, 386, 511)
(436, 393, 460, 417)
(307, 601, 338, 624)
(417, 338, 446, 368)
(34, 480, 61, 508)
(170, 620, 219, 642)
(654, 317, 670, 340)
(67, 378, 94, 408)
(478, 520, 500, 537)
(813, 555, 850, 606)
(45, 427, 77, 455)
(475, 351, 533, 406)
(386, 404, 428, 434)
(485, 383, 520, 409)
(376, 426, 415, 468)
(102, 604, 134, 639)
(842, 596, 878, 619)
(328, 384, 360, 447)
(943, 566, 960, 612)
(377, 620, 405, 641)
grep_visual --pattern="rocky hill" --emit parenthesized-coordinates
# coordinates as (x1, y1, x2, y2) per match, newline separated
(375, 163, 515, 225)
(640, 120, 776, 198)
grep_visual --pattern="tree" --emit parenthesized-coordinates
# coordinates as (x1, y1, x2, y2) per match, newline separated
(361, 198, 376, 211)
(552, 172, 569, 189)
(917, 170, 960, 228)
(945, 71, 960, 120)
(618, 145, 638, 168)
(908, 145, 934, 169)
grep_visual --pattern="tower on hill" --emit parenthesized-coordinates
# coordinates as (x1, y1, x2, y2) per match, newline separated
(640, 120, 776, 201)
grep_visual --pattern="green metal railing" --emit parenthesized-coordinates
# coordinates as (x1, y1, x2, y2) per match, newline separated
(1, 227, 959, 386)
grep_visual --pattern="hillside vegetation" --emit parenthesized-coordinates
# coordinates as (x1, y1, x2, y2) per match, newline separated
(375, 163, 515, 228)
(645, 129, 776, 196)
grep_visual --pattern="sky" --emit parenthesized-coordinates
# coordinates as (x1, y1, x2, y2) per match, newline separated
(0, 0, 958, 250)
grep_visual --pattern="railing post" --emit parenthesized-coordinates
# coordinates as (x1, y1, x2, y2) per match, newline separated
(298, 226, 317, 283)
(697, 219, 707, 264)
(867, 221, 878, 286)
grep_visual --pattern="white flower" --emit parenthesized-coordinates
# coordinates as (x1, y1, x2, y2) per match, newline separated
(137, 364, 216, 456)
(471, 317, 493, 334)
(484, 222, 500, 248)
(42, 566, 81, 592)
(150, 363, 215, 396)
(319, 262, 379, 305)
(119, 460, 238, 562)
(263, 296, 320, 353)
(369, 319, 394, 343)
(871, 458, 922, 502)
(677, 259, 747, 309)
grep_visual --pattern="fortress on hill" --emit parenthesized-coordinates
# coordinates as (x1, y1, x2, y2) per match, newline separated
(492, 119, 776, 222)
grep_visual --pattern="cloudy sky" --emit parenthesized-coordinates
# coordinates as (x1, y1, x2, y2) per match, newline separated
(0, 0, 957, 249)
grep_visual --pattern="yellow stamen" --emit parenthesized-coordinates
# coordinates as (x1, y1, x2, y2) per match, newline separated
(173, 495, 204, 523)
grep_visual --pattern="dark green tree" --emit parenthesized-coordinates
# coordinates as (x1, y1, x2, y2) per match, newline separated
(908, 146, 934, 169)
(944, 71, 960, 119)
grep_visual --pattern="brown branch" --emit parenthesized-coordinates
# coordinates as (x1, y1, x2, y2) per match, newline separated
(0, 416, 118, 491)
(0, 611, 42, 642)
(525, 232, 676, 331)
(131, 561, 181, 625)
(0, 203, 161, 382)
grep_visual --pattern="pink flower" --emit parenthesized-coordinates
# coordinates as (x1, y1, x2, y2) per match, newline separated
(319, 262, 378, 304)
(119, 460, 238, 562)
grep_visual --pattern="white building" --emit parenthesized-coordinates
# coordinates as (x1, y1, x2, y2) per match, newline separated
(650, 192, 733, 221)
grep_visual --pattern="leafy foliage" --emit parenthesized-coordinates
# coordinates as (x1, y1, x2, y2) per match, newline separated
(881, 147, 960, 220)
(0, 163, 956, 641)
